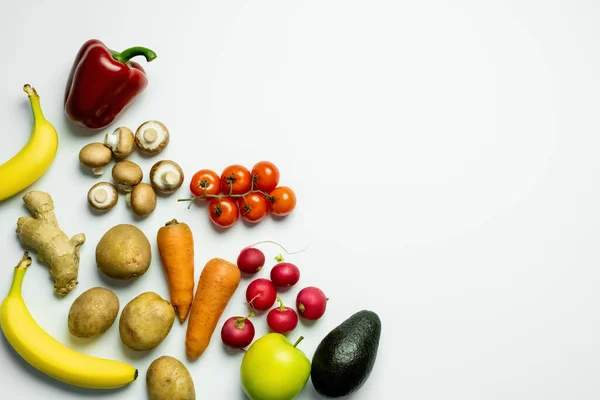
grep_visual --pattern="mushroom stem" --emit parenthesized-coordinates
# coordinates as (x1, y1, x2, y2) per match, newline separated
(162, 172, 178, 186)
(118, 183, 135, 193)
(93, 188, 108, 203)
(143, 128, 158, 143)
(92, 167, 105, 175)
(125, 193, 132, 207)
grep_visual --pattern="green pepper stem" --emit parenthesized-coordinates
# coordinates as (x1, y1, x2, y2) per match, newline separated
(112, 46, 157, 64)
(293, 336, 304, 348)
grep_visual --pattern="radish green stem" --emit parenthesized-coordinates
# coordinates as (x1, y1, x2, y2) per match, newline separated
(246, 240, 311, 255)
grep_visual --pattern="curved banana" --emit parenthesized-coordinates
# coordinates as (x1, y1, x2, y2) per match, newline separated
(0, 85, 58, 202)
(0, 252, 138, 389)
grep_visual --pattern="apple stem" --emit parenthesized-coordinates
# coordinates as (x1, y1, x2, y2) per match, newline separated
(293, 336, 304, 348)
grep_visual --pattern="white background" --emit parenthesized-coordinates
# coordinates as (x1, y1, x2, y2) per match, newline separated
(1, 0, 599, 399)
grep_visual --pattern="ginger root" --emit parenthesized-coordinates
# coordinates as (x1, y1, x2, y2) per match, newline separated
(16, 191, 86, 298)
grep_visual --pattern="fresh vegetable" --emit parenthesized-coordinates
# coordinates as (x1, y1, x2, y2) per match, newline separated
(189, 169, 221, 199)
(87, 182, 119, 211)
(119, 292, 175, 351)
(296, 286, 328, 320)
(0, 252, 137, 389)
(0, 85, 58, 202)
(126, 182, 157, 217)
(186, 258, 241, 360)
(68, 287, 120, 339)
(112, 160, 143, 192)
(96, 224, 151, 280)
(246, 278, 277, 311)
(208, 197, 239, 228)
(135, 121, 170, 154)
(238, 193, 268, 223)
(268, 186, 297, 216)
(221, 312, 255, 349)
(178, 161, 298, 227)
(146, 356, 196, 400)
(64, 39, 157, 130)
(220, 164, 252, 195)
(157, 219, 195, 322)
(104, 126, 135, 159)
(267, 298, 298, 334)
(150, 160, 185, 194)
(270, 262, 300, 287)
(78, 142, 112, 176)
(241, 333, 310, 400)
(251, 161, 280, 193)
(237, 247, 266, 274)
(16, 191, 86, 298)
(311, 310, 382, 398)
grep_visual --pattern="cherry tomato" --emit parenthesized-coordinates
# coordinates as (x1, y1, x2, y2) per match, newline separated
(221, 165, 252, 195)
(238, 193, 268, 223)
(209, 197, 239, 228)
(268, 186, 297, 216)
(251, 161, 280, 193)
(190, 169, 221, 199)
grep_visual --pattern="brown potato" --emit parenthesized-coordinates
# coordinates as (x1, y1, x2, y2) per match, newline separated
(119, 292, 175, 351)
(68, 287, 119, 339)
(96, 224, 151, 279)
(146, 355, 195, 400)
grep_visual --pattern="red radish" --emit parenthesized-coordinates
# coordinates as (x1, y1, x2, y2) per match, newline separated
(246, 278, 277, 311)
(270, 262, 300, 287)
(221, 313, 255, 349)
(296, 286, 328, 320)
(237, 247, 265, 274)
(267, 297, 298, 334)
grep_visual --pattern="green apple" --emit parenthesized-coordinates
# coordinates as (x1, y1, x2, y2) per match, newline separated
(240, 333, 311, 400)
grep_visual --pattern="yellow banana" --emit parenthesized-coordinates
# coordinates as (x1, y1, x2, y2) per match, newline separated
(0, 252, 138, 389)
(0, 85, 58, 201)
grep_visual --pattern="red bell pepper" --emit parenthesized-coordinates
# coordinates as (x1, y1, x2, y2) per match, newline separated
(64, 39, 157, 130)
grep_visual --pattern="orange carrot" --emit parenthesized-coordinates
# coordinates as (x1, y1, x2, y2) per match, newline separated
(185, 257, 241, 360)
(157, 219, 195, 323)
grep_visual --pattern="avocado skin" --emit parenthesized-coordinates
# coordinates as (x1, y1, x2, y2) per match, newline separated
(310, 310, 381, 398)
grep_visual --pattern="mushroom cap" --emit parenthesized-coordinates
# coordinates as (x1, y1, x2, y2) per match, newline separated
(149, 160, 185, 194)
(79, 143, 112, 168)
(104, 127, 135, 159)
(135, 120, 170, 154)
(87, 182, 118, 211)
(127, 183, 157, 217)
(111, 160, 143, 191)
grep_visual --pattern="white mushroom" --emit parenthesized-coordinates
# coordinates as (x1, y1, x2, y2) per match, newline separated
(126, 183, 157, 217)
(112, 160, 143, 193)
(87, 182, 118, 211)
(149, 160, 185, 194)
(104, 127, 135, 159)
(79, 143, 112, 175)
(135, 120, 170, 154)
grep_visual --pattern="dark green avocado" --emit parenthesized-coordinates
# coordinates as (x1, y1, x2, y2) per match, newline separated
(310, 310, 381, 398)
